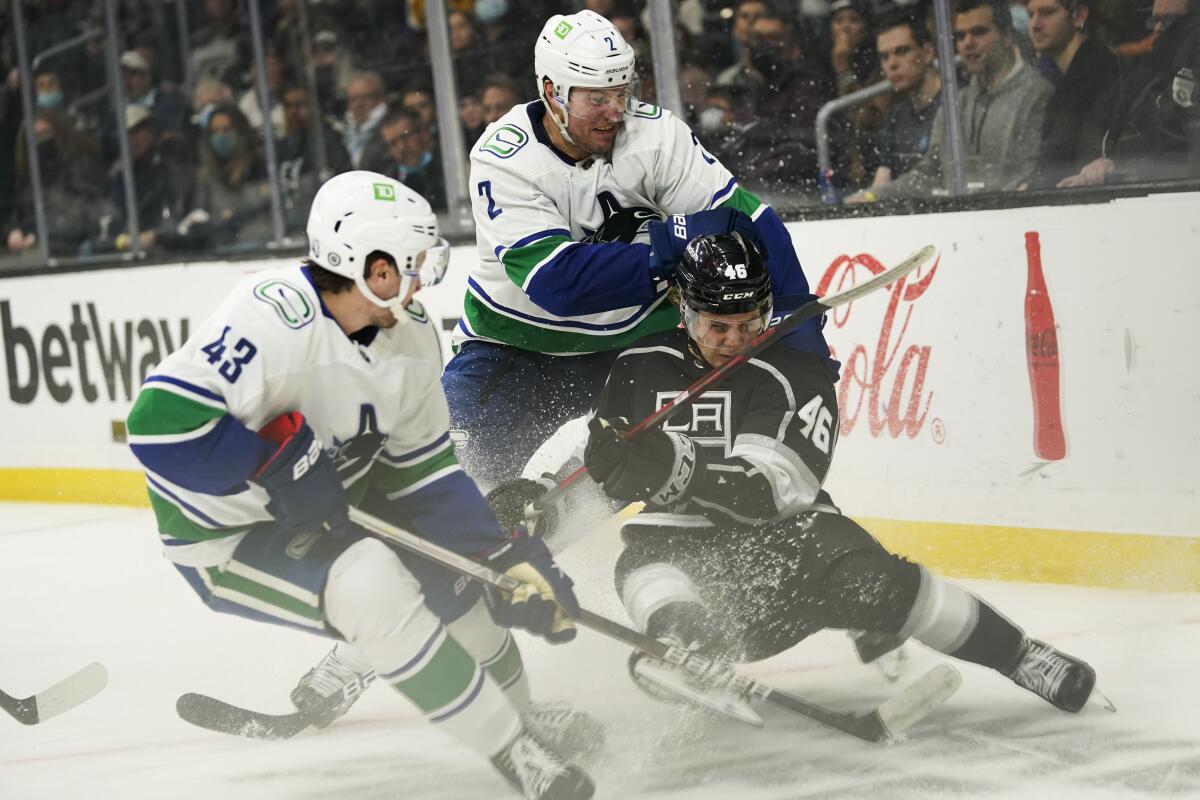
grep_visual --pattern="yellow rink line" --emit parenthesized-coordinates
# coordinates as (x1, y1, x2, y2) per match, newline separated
(4, 468, 1198, 594)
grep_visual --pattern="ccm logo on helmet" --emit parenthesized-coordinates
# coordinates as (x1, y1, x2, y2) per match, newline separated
(723, 291, 755, 300)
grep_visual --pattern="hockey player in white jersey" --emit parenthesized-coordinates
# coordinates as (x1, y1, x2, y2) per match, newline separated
(442, 9, 834, 488)
(126, 171, 595, 800)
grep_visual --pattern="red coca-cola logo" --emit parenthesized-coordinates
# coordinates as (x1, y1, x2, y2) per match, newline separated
(816, 253, 940, 439)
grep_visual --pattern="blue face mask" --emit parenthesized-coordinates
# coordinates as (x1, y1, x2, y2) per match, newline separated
(475, 0, 508, 23)
(37, 91, 64, 110)
(210, 131, 237, 158)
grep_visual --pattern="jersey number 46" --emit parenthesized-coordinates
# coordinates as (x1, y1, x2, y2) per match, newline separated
(797, 394, 834, 454)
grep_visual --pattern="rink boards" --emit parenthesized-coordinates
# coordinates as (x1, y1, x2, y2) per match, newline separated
(0, 192, 1197, 591)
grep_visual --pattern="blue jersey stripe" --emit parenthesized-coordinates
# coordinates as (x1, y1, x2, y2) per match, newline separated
(147, 475, 228, 529)
(380, 431, 451, 465)
(467, 277, 663, 332)
(495, 227, 572, 258)
(144, 375, 226, 405)
(429, 669, 486, 723)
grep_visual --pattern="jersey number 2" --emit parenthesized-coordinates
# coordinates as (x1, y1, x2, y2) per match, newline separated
(201, 326, 258, 384)
(477, 181, 502, 219)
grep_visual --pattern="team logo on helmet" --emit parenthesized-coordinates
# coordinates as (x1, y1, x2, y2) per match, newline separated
(554, 20, 573, 38)
(373, 183, 396, 201)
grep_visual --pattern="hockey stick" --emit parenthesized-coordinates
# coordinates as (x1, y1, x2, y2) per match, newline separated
(347, 507, 961, 743)
(0, 662, 108, 725)
(535, 244, 937, 509)
(177, 670, 376, 740)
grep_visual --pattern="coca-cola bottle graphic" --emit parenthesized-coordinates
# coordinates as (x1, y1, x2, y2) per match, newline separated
(1024, 231, 1066, 460)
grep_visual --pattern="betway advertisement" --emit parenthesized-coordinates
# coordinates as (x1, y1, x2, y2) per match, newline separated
(1, 193, 1197, 540)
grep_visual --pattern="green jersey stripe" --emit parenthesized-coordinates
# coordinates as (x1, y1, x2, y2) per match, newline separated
(391, 634, 479, 713)
(462, 292, 680, 354)
(148, 486, 250, 542)
(718, 186, 765, 218)
(481, 633, 523, 689)
(500, 235, 574, 287)
(372, 446, 460, 497)
(128, 387, 226, 437)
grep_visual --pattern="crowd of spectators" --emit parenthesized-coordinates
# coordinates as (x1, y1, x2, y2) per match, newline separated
(1, 0, 1196, 263)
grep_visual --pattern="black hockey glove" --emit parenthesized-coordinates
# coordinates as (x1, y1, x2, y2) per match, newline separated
(646, 208, 765, 281)
(584, 417, 705, 506)
(482, 530, 580, 644)
(485, 476, 560, 539)
(253, 411, 351, 538)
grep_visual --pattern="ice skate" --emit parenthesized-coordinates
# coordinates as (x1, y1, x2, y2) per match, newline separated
(1008, 638, 1096, 712)
(524, 702, 605, 764)
(491, 728, 595, 800)
(290, 646, 374, 728)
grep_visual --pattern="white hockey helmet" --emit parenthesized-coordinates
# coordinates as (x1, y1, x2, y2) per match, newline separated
(534, 10, 637, 143)
(306, 170, 449, 316)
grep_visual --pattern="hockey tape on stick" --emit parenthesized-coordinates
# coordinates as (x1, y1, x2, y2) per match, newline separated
(347, 505, 958, 742)
(0, 662, 108, 725)
(537, 244, 937, 509)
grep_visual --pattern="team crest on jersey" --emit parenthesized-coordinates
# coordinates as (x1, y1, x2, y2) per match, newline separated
(480, 124, 529, 158)
(659, 390, 732, 455)
(581, 191, 661, 244)
(329, 404, 389, 484)
(404, 299, 430, 324)
(254, 279, 316, 329)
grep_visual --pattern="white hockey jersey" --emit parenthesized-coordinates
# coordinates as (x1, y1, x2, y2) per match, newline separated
(459, 100, 776, 355)
(127, 264, 485, 567)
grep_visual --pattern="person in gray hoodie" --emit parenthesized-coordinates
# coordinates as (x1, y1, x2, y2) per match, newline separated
(872, 0, 1053, 198)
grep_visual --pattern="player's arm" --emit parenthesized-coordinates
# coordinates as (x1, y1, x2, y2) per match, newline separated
(585, 355, 838, 525)
(126, 311, 275, 502)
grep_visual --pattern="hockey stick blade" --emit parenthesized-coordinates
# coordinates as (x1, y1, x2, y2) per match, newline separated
(0, 662, 108, 725)
(538, 244, 937, 506)
(177, 671, 376, 740)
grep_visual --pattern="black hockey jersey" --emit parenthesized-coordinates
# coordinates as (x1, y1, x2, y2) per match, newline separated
(592, 327, 840, 530)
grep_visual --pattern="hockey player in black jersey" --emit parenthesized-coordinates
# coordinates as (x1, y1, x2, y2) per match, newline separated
(577, 231, 1097, 718)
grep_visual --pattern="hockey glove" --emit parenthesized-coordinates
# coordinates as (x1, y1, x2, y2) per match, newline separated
(253, 412, 351, 538)
(646, 208, 764, 281)
(584, 417, 706, 506)
(482, 530, 580, 644)
(485, 475, 560, 539)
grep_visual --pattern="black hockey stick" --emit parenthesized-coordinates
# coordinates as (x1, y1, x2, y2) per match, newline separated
(177, 670, 376, 740)
(0, 662, 108, 725)
(348, 507, 960, 743)
(535, 244, 937, 509)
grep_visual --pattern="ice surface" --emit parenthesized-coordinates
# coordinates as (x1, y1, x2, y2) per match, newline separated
(2, 502, 1198, 799)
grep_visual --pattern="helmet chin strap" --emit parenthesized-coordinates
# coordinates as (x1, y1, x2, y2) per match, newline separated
(541, 89, 579, 147)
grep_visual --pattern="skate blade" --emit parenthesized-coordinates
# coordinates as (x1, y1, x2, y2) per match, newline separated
(875, 664, 961, 738)
(1091, 686, 1117, 713)
(634, 660, 764, 728)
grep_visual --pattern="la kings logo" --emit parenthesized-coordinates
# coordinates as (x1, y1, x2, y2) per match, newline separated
(659, 390, 732, 455)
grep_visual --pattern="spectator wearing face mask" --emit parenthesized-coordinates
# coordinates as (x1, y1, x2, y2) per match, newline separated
(171, 103, 273, 250)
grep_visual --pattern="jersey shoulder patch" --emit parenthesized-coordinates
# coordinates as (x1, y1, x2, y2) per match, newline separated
(404, 298, 430, 325)
(251, 277, 318, 329)
(630, 101, 663, 119)
(478, 123, 530, 159)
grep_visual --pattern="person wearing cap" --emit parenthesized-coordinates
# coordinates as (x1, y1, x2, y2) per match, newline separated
(120, 49, 189, 140)
(440, 9, 832, 487)
(89, 104, 196, 256)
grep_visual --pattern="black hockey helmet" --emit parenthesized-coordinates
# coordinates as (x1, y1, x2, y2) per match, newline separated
(676, 232, 773, 355)
(676, 232, 772, 315)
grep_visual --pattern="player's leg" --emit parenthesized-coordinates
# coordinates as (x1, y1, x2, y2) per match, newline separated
(181, 526, 593, 798)
(758, 511, 1096, 712)
(442, 342, 616, 488)
(448, 598, 605, 763)
(324, 538, 593, 798)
